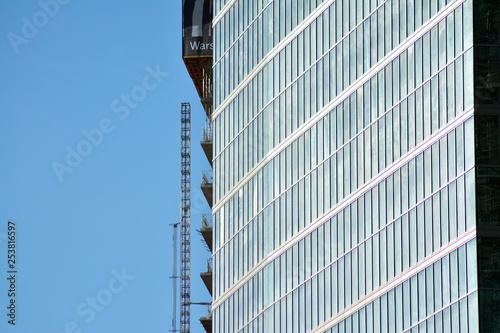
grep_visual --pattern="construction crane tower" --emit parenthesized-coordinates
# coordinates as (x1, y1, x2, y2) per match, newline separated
(179, 102, 191, 333)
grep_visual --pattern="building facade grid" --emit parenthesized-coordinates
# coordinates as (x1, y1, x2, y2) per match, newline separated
(211, 0, 499, 331)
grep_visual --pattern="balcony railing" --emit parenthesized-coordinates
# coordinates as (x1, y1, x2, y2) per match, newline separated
(202, 214, 212, 229)
(200, 213, 213, 252)
(201, 170, 213, 186)
(204, 258, 212, 273)
(200, 258, 213, 295)
(201, 118, 212, 143)
(203, 304, 212, 318)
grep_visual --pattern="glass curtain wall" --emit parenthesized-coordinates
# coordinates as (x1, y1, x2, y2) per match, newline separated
(211, 0, 485, 332)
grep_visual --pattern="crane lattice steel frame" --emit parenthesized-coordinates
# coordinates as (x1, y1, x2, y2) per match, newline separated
(180, 102, 191, 333)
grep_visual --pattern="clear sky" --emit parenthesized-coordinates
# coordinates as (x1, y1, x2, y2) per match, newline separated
(0, 1, 212, 332)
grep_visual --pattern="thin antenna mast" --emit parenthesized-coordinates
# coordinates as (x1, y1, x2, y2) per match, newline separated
(169, 223, 179, 332)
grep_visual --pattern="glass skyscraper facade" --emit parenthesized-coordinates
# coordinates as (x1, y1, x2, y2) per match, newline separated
(210, 0, 499, 331)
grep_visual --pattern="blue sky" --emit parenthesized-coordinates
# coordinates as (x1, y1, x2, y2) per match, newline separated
(0, 1, 212, 332)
